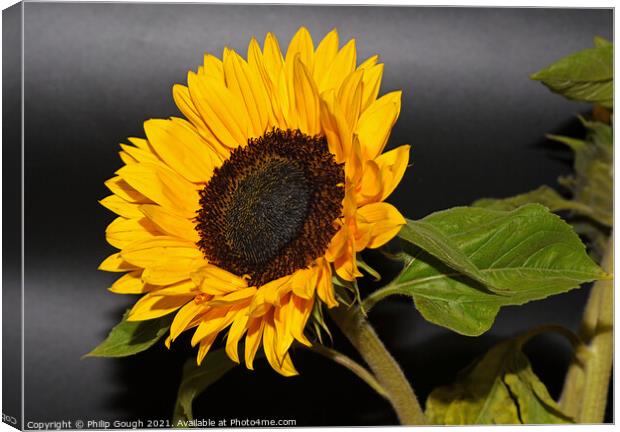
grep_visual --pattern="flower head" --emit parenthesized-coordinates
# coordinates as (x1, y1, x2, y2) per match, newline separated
(100, 27, 410, 376)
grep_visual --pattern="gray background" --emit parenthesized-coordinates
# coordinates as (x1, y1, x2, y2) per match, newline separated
(19, 3, 612, 426)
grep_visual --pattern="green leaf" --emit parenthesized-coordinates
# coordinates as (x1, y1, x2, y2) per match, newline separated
(85, 310, 172, 358)
(393, 204, 607, 336)
(473, 185, 593, 218)
(398, 219, 491, 291)
(593, 36, 612, 48)
(173, 349, 237, 424)
(531, 44, 613, 107)
(546, 134, 586, 152)
(559, 119, 613, 227)
(426, 330, 574, 424)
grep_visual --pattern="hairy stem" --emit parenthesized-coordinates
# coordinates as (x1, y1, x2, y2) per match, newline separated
(310, 344, 389, 400)
(560, 235, 613, 423)
(329, 306, 426, 425)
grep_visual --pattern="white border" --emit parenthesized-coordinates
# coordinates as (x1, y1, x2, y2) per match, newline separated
(0, 2, 615, 432)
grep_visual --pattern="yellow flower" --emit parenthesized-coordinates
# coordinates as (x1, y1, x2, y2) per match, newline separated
(100, 27, 410, 376)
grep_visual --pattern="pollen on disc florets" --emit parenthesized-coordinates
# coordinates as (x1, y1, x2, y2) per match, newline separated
(195, 128, 344, 286)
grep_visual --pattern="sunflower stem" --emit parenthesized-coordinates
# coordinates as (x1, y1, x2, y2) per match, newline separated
(362, 286, 396, 311)
(560, 235, 613, 423)
(329, 306, 426, 425)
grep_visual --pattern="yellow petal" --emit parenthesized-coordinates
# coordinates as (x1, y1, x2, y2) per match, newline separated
(209, 287, 257, 306)
(325, 224, 347, 263)
(127, 137, 150, 151)
(104, 176, 151, 204)
(187, 71, 248, 149)
(169, 299, 206, 340)
(116, 162, 199, 218)
(319, 89, 352, 163)
(191, 306, 232, 347)
(128, 292, 194, 321)
(144, 118, 220, 184)
(120, 143, 160, 164)
(196, 332, 218, 365)
(334, 248, 361, 281)
(263, 313, 298, 377)
(119, 150, 137, 165)
(262, 33, 291, 129)
(337, 69, 364, 131)
(316, 259, 338, 308)
(345, 135, 364, 186)
(173, 84, 209, 135)
(290, 295, 313, 347)
(223, 49, 269, 138)
(358, 54, 379, 70)
(225, 309, 250, 363)
(99, 252, 139, 272)
(277, 351, 299, 377)
(172, 85, 230, 160)
(190, 265, 248, 295)
(293, 57, 321, 136)
(108, 270, 148, 294)
(244, 317, 265, 370)
(376, 144, 410, 200)
(149, 279, 199, 296)
(314, 29, 339, 91)
(356, 91, 402, 161)
(142, 259, 202, 286)
(285, 27, 314, 73)
(323, 38, 357, 92)
(357, 202, 406, 249)
(105, 217, 161, 249)
(100, 195, 144, 219)
(360, 63, 384, 112)
(120, 237, 202, 267)
(139, 204, 198, 242)
(273, 295, 295, 360)
(285, 28, 314, 127)
(203, 53, 225, 81)
(249, 275, 291, 317)
(262, 32, 285, 84)
(247, 37, 284, 128)
(358, 159, 383, 205)
(290, 266, 318, 300)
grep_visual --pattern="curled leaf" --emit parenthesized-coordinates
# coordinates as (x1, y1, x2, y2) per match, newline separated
(426, 329, 576, 425)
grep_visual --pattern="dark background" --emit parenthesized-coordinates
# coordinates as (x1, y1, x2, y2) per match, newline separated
(18, 3, 612, 426)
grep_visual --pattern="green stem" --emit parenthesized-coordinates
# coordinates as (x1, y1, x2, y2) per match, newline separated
(560, 235, 613, 423)
(310, 344, 389, 400)
(329, 306, 426, 425)
(362, 284, 403, 311)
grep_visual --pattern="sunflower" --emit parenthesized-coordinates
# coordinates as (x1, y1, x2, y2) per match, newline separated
(100, 27, 410, 376)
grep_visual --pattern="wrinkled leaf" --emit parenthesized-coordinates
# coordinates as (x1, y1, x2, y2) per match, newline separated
(394, 204, 607, 335)
(173, 349, 237, 424)
(473, 185, 593, 217)
(85, 310, 172, 357)
(554, 119, 612, 260)
(531, 43, 613, 107)
(557, 119, 613, 227)
(426, 331, 574, 424)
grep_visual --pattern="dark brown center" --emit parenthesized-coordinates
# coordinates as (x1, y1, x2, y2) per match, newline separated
(195, 128, 344, 286)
